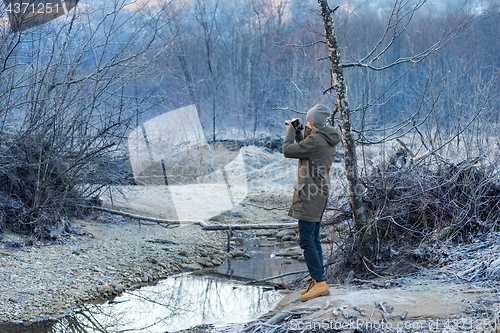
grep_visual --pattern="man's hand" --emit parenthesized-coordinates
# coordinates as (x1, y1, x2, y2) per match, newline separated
(285, 118, 302, 131)
(295, 118, 302, 130)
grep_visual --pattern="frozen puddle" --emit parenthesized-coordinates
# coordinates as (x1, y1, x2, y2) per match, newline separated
(4, 274, 281, 333)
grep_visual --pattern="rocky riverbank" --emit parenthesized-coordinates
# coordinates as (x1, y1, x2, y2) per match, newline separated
(0, 185, 298, 326)
(0, 211, 229, 324)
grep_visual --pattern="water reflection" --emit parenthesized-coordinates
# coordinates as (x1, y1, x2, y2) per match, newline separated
(212, 239, 307, 283)
(0, 239, 303, 333)
(3, 274, 281, 333)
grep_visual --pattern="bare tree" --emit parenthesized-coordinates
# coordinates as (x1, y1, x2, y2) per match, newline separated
(0, 0, 178, 235)
(316, 0, 474, 268)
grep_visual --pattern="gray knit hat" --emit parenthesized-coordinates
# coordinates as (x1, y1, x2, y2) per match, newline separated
(306, 104, 331, 128)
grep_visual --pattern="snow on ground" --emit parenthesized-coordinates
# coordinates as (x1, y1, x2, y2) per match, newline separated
(102, 145, 346, 220)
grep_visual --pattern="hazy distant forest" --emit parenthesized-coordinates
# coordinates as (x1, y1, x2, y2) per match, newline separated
(1, 0, 500, 252)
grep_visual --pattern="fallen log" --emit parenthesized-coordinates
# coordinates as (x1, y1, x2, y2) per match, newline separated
(202, 223, 297, 231)
(239, 203, 288, 210)
(92, 206, 298, 231)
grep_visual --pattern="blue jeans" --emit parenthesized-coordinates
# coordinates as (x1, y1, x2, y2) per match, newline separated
(298, 221, 324, 282)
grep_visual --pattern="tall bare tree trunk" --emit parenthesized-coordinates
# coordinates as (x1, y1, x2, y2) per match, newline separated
(317, 1, 369, 265)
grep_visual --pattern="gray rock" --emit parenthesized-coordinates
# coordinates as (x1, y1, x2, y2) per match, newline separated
(231, 237, 245, 243)
(181, 263, 202, 271)
(259, 231, 276, 237)
(232, 249, 245, 255)
(209, 254, 224, 265)
(196, 258, 215, 268)
(229, 249, 251, 260)
(276, 229, 296, 239)
(276, 247, 302, 257)
(281, 235, 294, 242)
(110, 282, 124, 292)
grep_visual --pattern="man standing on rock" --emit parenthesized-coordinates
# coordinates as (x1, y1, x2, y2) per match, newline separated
(283, 104, 340, 302)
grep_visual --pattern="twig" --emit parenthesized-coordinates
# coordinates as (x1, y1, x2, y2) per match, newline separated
(340, 306, 349, 319)
(285, 40, 326, 48)
(352, 278, 386, 288)
(312, 310, 329, 320)
(271, 107, 307, 114)
(138, 220, 176, 228)
(354, 306, 367, 316)
(401, 310, 408, 320)
(243, 269, 309, 285)
(240, 322, 263, 333)
(241, 322, 278, 333)
(377, 302, 387, 313)
(396, 138, 415, 158)
(369, 306, 375, 321)
(362, 257, 386, 279)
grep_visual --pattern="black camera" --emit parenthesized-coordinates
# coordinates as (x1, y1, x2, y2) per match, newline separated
(285, 118, 301, 128)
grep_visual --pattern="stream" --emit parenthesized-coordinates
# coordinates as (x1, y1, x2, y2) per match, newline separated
(1, 238, 306, 333)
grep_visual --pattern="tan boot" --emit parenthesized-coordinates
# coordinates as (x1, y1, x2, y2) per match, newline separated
(300, 279, 316, 295)
(300, 280, 330, 301)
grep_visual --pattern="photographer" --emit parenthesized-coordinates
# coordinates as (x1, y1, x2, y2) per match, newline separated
(283, 104, 340, 302)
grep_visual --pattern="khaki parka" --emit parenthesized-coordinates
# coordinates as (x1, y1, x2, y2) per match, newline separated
(283, 126, 341, 222)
